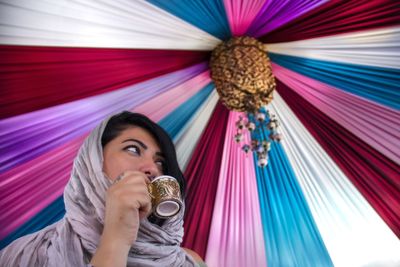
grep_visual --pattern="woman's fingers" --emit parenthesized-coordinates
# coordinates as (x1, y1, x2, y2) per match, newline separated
(108, 170, 152, 216)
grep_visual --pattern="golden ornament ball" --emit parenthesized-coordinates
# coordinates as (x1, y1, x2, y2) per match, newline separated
(210, 36, 276, 112)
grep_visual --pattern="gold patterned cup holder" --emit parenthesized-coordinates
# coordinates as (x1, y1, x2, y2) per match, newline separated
(148, 175, 182, 219)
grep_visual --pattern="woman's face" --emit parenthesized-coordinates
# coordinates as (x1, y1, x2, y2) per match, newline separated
(102, 126, 165, 181)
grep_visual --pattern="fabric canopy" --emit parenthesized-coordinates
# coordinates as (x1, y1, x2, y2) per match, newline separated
(1, 0, 400, 266)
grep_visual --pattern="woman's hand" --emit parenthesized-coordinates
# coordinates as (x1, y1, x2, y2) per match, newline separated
(90, 171, 152, 267)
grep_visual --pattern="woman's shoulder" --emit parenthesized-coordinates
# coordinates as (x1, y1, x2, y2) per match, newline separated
(182, 247, 207, 266)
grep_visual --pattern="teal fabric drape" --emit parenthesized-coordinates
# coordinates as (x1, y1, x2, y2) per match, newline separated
(250, 111, 333, 267)
(147, 0, 231, 40)
(270, 53, 400, 110)
(159, 83, 214, 137)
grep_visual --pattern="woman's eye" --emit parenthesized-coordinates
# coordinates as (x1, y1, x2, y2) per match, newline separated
(125, 145, 140, 155)
(155, 160, 165, 167)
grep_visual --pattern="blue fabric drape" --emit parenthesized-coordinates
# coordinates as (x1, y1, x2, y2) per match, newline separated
(0, 196, 65, 250)
(0, 83, 214, 250)
(270, 53, 400, 110)
(250, 112, 333, 267)
(159, 83, 214, 137)
(147, 0, 231, 40)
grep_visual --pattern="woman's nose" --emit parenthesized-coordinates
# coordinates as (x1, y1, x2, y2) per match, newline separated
(139, 159, 160, 180)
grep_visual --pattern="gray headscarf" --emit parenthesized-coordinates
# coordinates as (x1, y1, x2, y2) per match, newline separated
(0, 116, 198, 267)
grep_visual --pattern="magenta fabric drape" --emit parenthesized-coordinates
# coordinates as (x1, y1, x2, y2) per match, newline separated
(276, 79, 400, 237)
(182, 102, 230, 259)
(271, 63, 400, 164)
(0, 45, 209, 118)
(260, 0, 400, 43)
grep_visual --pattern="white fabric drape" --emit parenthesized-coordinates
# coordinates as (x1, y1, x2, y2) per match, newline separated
(269, 93, 400, 267)
(176, 90, 219, 171)
(0, 0, 220, 50)
(266, 26, 400, 69)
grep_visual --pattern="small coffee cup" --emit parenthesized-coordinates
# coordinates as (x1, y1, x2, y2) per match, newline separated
(148, 175, 182, 218)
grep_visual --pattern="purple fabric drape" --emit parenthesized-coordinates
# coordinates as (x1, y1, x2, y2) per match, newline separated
(247, 0, 327, 37)
(0, 63, 208, 174)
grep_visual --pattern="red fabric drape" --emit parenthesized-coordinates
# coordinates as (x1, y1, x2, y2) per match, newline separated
(261, 0, 400, 43)
(276, 79, 400, 237)
(182, 102, 229, 258)
(0, 45, 209, 119)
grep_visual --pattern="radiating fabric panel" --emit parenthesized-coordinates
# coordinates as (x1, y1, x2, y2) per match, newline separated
(270, 53, 400, 110)
(182, 102, 229, 259)
(0, 45, 209, 118)
(0, 0, 219, 49)
(272, 63, 400, 164)
(223, 0, 266, 36)
(135, 71, 211, 122)
(270, 93, 400, 267)
(147, 0, 231, 40)
(158, 83, 215, 138)
(176, 91, 219, 171)
(261, 0, 400, 43)
(0, 137, 84, 240)
(252, 126, 333, 266)
(0, 64, 208, 174)
(246, 0, 327, 37)
(267, 26, 400, 69)
(277, 80, 400, 237)
(0, 196, 65, 250)
(0, 81, 214, 241)
(206, 111, 267, 267)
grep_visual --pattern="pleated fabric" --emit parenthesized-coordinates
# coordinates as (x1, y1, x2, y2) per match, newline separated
(147, 0, 231, 40)
(261, 0, 400, 43)
(176, 91, 219, 171)
(269, 92, 400, 267)
(182, 102, 230, 259)
(222, 0, 266, 36)
(270, 53, 400, 110)
(0, 46, 209, 118)
(247, 0, 327, 37)
(272, 63, 400, 164)
(277, 79, 400, 238)
(205, 111, 267, 267)
(1, 1, 400, 266)
(267, 26, 400, 69)
(250, 114, 333, 267)
(0, 0, 220, 49)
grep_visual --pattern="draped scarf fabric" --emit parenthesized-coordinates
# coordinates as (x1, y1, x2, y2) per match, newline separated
(0, 116, 198, 267)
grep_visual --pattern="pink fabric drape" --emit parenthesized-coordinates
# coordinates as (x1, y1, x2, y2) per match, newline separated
(135, 71, 211, 121)
(205, 111, 267, 267)
(223, 0, 266, 36)
(0, 136, 85, 240)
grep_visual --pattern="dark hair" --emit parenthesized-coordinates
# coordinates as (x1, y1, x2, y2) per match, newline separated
(101, 111, 186, 198)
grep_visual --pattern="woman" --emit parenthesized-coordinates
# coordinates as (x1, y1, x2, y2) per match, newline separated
(0, 111, 204, 267)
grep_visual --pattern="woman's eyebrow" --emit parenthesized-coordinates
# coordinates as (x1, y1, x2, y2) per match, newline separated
(123, 138, 147, 149)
